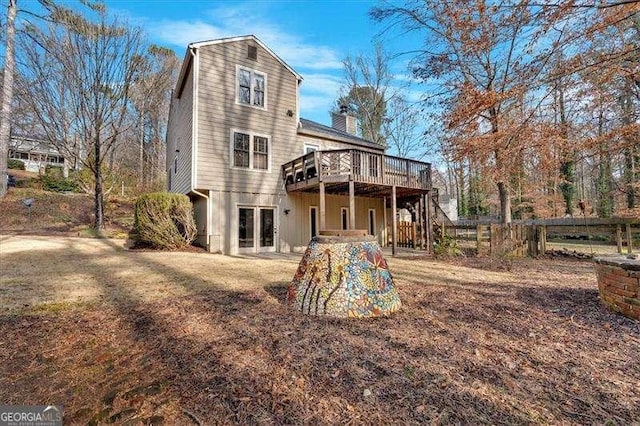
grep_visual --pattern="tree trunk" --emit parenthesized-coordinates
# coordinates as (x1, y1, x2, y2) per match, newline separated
(456, 162, 467, 217)
(94, 134, 104, 231)
(620, 78, 637, 210)
(0, 0, 17, 198)
(139, 111, 144, 186)
(554, 77, 575, 216)
(489, 107, 511, 224)
(596, 108, 614, 217)
(624, 148, 637, 209)
(498, 181, 511, 224)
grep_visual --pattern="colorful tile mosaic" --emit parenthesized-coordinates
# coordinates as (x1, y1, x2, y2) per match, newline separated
(288, 237, 401, 317)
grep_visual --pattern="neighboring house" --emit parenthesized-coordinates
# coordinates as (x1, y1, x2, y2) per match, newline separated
(166, 35, 433, 255)
(9, 135, 67, 173)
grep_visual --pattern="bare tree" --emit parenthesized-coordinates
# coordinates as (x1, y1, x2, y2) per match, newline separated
(1, 0, 88, 197)
(337, 44, 399, 146)
(382, 95, 423, 158)
(130, 45, 179, 188)
(18, 10, 144, 230)
(0, 0, 17, 197)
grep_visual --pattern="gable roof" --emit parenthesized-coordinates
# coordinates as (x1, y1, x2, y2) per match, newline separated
(174, 35, 303, 97)
(298, 118, 385, 152)
(191, 35, 303, 81)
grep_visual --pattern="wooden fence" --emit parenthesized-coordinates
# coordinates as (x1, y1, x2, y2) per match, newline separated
(443, 217, 639, 257)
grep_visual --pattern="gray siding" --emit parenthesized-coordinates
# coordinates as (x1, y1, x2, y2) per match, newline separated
(194, 41, 299, 194)
(166, 68, 193, 194)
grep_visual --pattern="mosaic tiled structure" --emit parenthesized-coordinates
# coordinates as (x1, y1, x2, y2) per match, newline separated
(288, 234, 401, 317)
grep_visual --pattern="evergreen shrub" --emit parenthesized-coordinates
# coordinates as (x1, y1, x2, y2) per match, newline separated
(133, 192, 196, 249)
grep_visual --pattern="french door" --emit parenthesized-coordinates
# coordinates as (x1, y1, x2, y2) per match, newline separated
(238, 206, 276, 253)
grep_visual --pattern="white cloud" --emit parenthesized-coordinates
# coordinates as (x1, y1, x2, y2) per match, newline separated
(147, 20, 226, 49)
(145, 4, 343, 72)
(298, 73, 344, 123)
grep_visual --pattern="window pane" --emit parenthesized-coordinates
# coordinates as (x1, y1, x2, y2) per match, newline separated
(254, 136, 268, 153)
(253, 136, 268, 170)
(239, 208, 255, 248)
(234, 132, 250, 168)
(253, 74, 265, 106)
(239, 70, 251, 86)
(254, 90, 264, 107)
(260, 208, 274, 247)
(238, 70, 251, 104)
(239, 87, 251, 104)
(254, 74, 264, 90)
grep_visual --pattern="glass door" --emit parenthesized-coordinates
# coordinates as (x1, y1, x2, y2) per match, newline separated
(259, 208, 275, 252)
(238, 206, 277, 253)
(238, 207, 255, 252)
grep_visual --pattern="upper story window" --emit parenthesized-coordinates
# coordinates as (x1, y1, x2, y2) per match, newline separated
(231, 130, 270, 171)
(237, 65, 266, 109)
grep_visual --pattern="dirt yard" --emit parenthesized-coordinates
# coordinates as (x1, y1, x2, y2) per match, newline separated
(1, 235, 639, 425)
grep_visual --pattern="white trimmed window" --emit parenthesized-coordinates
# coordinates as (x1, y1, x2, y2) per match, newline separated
(304, 143, 319, 154)
(237, 65, 266, 109)
(231, 130, 270, 171)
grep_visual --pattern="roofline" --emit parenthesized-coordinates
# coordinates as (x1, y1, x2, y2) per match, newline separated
(189, 35, 303, 81)
(297, 127, 385, 152)
(174, 48, 193, 99)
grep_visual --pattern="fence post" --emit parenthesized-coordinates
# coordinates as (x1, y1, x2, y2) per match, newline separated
(476, 224, 482, 254)
(527, 225, 539, 257)
(616, 224, 623, 254)
(489, 224, 496, 255)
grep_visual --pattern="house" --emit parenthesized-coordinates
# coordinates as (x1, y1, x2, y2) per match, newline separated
(9, 135, 68, 173)
(166, 35, 433, 255)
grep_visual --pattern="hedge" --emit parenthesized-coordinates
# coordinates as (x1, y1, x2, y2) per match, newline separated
(8, 159, 25, 170)
(133, 192, 196, 250)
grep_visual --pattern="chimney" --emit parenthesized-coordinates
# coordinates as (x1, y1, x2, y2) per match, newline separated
(331, 104, 357, 135)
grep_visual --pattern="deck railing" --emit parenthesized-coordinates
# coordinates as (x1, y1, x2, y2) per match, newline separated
(282, 149, 431, 190)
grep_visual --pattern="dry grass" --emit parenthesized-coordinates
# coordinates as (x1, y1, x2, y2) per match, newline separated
(1, 235, 639, 425)
(0, 186, 134, 237)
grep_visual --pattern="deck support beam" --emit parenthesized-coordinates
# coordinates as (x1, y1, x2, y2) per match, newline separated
(319, 181, 326, 231)
(425, 191, 432, 254)
(349, 180, 355, 229)
(392, 185, 397, 256)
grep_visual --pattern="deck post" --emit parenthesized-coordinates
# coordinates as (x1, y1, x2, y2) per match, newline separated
(425, 191, 432, 254)
(626, 223, 633, 253)
(392, 185, 397, 256)
(418, 195, 424, 249)
(616, 224, 623, 254)
(319, 181, 326, 231)
(349, 180, 355, 229)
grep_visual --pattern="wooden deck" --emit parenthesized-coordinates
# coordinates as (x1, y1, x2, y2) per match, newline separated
(281, 149, 431, 197)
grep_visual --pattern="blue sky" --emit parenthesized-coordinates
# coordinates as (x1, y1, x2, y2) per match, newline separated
(6, 0, 432, 159)
(99, 0, 418, 127)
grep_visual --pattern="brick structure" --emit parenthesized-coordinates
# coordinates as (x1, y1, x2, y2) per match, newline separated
(595, 256, 640, 321)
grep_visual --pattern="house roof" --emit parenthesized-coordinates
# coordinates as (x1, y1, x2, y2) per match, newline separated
(298, 118, 385, 152)
(174, 35, 303, 97)
(191, 35, 303, 81)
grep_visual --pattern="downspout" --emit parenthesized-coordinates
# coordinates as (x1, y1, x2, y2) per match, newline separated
(188, 46, 212, 251)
